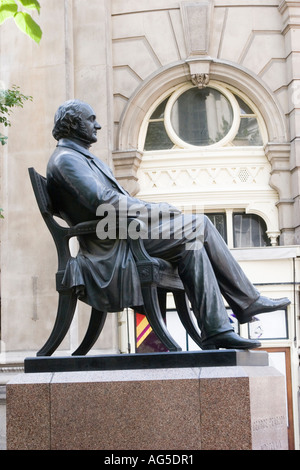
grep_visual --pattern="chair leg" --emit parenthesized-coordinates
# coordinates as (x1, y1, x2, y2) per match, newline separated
(36, 291, 77, 357)
(173, 292, 202, 348)
(72, 308, 107, 356)
(142, 285, 182, 352)
(157, 289, 167, 317)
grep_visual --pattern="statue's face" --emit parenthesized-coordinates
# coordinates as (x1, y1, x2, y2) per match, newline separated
(76, 103, 101, 145)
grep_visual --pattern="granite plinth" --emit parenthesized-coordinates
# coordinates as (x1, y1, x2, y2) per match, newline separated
(6, 358, 289, 450)
(24, 349, 268, 373)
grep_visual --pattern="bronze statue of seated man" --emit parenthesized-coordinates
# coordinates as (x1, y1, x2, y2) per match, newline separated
(46, 99, 290, 351)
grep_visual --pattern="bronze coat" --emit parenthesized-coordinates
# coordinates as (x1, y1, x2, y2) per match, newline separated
(47, 138, 146, 311)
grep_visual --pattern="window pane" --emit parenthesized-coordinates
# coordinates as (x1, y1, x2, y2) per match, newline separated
(144, 121, 173, 150)
(206, 213, 227, 243)
(150, 98, 169, 119)
(248, 310, 288, 340)
(233, 117, 263, 146)
(234, 95, 254, 115)
(171, 88, 233, 146)
(233, 213, 270, 248)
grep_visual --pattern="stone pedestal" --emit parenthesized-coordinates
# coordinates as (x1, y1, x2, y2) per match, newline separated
(6, 352, 289, 450)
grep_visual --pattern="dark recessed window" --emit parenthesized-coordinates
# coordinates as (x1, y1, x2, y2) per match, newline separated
(206, 213, 227, 243)
(206, 212, 271, 248)
(233, 213, 270, 248)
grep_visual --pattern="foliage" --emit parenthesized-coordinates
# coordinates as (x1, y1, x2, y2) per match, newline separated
(0, 0, 42, 43)
(0, 85, 32, 145)
(0, 86, 32, 218)
(0, 1, 41, 219)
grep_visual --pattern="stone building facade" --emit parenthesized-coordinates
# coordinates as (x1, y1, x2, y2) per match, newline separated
(0, 0, 299, 448)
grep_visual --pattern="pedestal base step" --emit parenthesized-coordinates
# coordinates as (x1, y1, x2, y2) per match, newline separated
(24, 349, 268, 373)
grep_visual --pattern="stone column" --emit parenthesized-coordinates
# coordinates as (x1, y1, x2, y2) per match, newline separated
(279, 1, 300, 243)
(70, 0, 118, 351)
(112, 150, 143, 195)
(72, 0, 114, 167)
(265, 143, 294, 245)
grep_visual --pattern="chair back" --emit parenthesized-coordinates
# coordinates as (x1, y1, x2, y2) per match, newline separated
(28, 167, 71, 270)
(28, 167, 57, 216)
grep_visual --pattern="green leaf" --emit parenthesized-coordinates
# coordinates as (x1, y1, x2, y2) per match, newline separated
(0, 0, 18, 25)
(0, 86, 32, 146)
(17, 0, 40, 14)
(13, 10, 42, 43)
(0, 134, 8, 145)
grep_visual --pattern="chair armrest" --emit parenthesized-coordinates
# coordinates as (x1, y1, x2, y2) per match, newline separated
(67, 220, 99, 237)
(127, 219, 159, 265)
(67, 217, 159, 267)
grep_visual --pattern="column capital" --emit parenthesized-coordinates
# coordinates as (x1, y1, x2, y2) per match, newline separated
(264, 142, 290, 170)
(278, 1, 300, 33)
(186, 57, 212, 88)
(279, 1, 300, 14)
(112, 149, 143, 195)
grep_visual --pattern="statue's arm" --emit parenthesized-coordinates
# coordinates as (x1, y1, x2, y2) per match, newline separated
(50, 151, 181, 220)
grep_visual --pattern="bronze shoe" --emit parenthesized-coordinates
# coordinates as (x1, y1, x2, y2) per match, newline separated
(238, 296, 291, 324)
(201, 331, 261, 350)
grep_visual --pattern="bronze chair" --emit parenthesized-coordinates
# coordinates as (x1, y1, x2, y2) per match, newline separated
(28, 167, 202, 356)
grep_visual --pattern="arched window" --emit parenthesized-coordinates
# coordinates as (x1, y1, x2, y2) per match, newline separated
(136, 80, 279, 247)
(206, 212, 271, 248)
(233, 213, 270, 248)
(142, 82, 265, 151)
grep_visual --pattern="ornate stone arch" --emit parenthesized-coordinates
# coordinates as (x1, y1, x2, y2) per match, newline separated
(113, 58, 289, 199)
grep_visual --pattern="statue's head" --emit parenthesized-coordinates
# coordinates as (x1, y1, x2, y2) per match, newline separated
(52, 99, 101, 147)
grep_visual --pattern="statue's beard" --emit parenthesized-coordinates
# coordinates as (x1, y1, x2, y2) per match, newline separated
(71, 120, 97, 147)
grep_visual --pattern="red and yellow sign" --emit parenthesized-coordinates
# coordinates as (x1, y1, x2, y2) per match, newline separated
(136, 313, 152, 348)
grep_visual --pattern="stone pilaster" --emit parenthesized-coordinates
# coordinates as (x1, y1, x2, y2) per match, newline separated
(279, 1, 300, 243)
(112, 150, 143, 195)
(265, 143, 294, 244)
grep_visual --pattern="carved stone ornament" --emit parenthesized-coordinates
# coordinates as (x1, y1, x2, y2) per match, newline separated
(191, 73, 210, 89)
